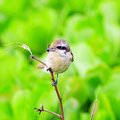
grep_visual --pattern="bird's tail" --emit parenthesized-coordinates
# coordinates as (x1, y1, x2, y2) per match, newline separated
(37, 64, 45, 69)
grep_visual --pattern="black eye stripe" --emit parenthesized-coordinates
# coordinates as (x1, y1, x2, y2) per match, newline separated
(57, 46, 67, 50)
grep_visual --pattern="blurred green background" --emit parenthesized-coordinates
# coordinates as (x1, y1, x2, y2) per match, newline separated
(0, 0, 120, 120)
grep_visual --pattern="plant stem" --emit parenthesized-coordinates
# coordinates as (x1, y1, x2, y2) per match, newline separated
(30, 55, 48, 67)
(35, 106, 61, 118)
(31, 55, 64, 120)
(44, 109, 61, 118)
(49, 68, 64, 120)
(90, 97, 97, 120)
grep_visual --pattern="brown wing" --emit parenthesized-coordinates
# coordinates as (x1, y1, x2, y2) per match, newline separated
(71, 51, 74, 62)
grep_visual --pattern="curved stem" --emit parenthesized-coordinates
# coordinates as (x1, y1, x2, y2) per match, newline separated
(31, 55, 64, 120)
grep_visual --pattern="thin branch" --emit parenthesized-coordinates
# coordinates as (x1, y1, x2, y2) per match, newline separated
(44, 109, 61, 118)
(31, 55, 64, 120)
(21, 44, 64, 119)
(20, 44, 47, 67)
(35, 106, 61, 118)
(48, 68, 64, 120)
(30, 55, 48, 67)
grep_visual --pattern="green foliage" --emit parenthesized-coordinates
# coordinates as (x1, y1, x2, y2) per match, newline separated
(0, 0, 120, 120)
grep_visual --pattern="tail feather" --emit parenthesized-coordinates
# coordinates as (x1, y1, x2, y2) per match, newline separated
(37, 64, 45, 69)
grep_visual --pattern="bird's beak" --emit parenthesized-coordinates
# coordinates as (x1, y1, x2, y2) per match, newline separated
(47, 48, 55, 52)
(46, 48, 50, 52)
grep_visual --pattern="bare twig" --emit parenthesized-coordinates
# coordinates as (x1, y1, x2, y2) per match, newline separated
(31, 55, 64, 120)
(35, 106, 61, 118)
(21, 44, 47, 67)
(21, 44, 64, 120)
(30, 55, 48, 67)
(48, 68, 64, 120)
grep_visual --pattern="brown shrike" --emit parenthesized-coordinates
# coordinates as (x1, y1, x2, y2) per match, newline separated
(38, 39, 74, 85)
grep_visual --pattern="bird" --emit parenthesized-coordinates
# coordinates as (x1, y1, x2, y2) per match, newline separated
(38, 39, 74, 86)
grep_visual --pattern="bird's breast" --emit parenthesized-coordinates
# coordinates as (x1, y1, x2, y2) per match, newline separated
(47, 52, 71, 73)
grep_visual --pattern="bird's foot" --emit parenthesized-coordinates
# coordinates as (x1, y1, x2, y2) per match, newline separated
(52, 80, 57, 86)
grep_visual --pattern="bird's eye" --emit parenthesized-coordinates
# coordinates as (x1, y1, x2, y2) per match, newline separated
(57, 46, 67, 50)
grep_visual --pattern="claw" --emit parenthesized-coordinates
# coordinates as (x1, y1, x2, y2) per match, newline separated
(52, 81, 57, 86)
(52, 74, 59, 86)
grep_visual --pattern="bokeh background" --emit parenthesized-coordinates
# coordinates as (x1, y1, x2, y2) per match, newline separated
(0, 0, 120, 120)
